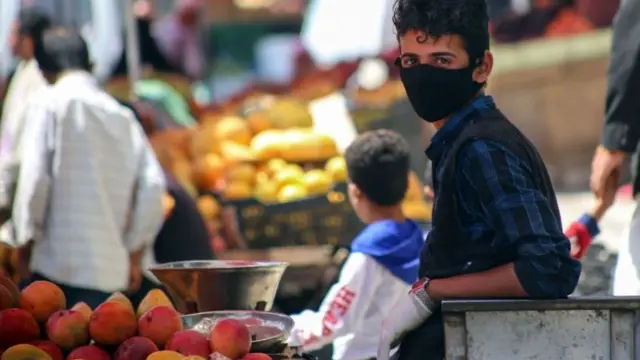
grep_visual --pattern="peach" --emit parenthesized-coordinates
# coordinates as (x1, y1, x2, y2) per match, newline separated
(70, 302, 91, 323)
(0, 275, 20, 308)
(165, 330, 209, 357)
(46, 310, 89, 351)
(20, 281, 66, 323)
(145, 350, 184, 360)
(0, 344, 51, 360)
(29, 341, 63, 360)
(89, 302, 137, 346)
(66, 345, 111, 360)
(113, 336, 158, 360)
(183, 357, 207, 360)
(209, 319, 251, 359)
(106, 292, 134, 312)
(138, 306, 183, 348)
(0, 308, 40, 348)
(136, 289, 173, 318)
(242, 354, 272, 360)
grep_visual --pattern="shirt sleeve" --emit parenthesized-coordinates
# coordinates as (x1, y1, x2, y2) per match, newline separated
(12, 99, 55, 247)
(290, 252, 381, 352)
(601, 0, 640, 152)
(122, 123, 166, 252)
(457, 140, 581, 298)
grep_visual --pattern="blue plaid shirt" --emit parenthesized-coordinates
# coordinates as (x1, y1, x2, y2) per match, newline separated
(426, 95, 581, 298)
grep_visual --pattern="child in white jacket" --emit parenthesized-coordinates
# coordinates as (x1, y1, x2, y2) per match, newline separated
(289, 130, 424, 360)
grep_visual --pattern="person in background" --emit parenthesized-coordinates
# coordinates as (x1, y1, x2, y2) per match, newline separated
(13, 27, 166, 308)
(110, 0, 180, 79)
(152, 0, 205, 80)
(120, 102, 214, 307)
(0, 6, 51, 244)
(588, 0, 640, 296)
(289, 130, 424, 360)
(565, 170, 619, 260)
(378, 0, 580, 359)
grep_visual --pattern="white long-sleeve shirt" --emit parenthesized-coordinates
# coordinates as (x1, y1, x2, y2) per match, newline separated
(290, 252, 412, 360)
(12, 71, 166, 292)
(0, 59, 48, 244)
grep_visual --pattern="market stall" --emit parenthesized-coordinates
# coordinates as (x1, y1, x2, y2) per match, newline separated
(0, 261, 319, 359)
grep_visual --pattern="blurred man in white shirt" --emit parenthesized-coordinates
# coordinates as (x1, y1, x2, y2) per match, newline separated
(0, 7, 50, 243)
(13, 27, 166, 308)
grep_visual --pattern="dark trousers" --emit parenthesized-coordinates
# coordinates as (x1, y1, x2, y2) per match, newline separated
(20, 272, 111, 309)
(396, 309, 445, 360)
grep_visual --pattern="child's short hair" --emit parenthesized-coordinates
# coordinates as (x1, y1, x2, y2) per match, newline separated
(345, 129, 410, 206)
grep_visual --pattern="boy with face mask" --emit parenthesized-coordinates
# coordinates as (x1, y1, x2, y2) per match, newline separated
(377, 1, 581, 359)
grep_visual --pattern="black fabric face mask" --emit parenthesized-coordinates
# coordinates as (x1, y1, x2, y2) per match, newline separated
(399, 62, 485, 122)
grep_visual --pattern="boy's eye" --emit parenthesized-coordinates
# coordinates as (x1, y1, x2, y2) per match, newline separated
(433, 57, 452, 67)
(401, 57, 418, 68)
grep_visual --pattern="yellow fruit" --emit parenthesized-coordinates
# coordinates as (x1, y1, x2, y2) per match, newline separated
(405, 171, 424, 201)
(325, 156, 347, 183)
(1, 344, 52, 359)
(223, 181, 253, 200)
(192, 154, 226, 191)
(190, 122, 219, 157)
(246, 111, 271, 133)
(251, 130, 285, 160)
(274, 164, 305, 189)
(254, 181, 279, 204)
(220, 141, 256, 163)
(146, 350, 184, 360)
(255, 170, 271, 184)
(303, 169, 333, 195)
(277, 184, 308, 202)
(214, 116, 252, 145)
(402, 201, 432, 221)
(226, 163, 257, 184)
(265, 158, 287, 176)
(266, 98, 313, 129)
(197, 195, 221, 219)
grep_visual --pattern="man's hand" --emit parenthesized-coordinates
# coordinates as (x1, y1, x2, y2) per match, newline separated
(16, 243, 33, 282)
(378, 278, 435, 360)
(590, 146, 625, 198)
(127, 248, 144, 293)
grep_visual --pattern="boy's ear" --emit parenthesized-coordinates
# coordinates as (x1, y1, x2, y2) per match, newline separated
(348, 182, 361, 200)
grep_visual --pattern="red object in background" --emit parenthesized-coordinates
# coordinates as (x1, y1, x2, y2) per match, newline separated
(566, 221, 592, 259)
(543, 8, 594, 38)
(575, 0, 619, 28)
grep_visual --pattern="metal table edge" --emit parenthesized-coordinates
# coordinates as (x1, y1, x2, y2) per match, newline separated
(441, 296, 640, 313)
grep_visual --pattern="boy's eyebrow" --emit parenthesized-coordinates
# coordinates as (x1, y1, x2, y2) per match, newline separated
(429, 51, 457, 58)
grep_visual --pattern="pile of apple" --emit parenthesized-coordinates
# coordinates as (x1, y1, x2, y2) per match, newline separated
(0, 274, 273, 360)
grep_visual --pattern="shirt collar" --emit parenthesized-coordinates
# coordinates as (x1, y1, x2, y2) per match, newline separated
(426, 95, 495, 161)
(55, 71, 99, 89)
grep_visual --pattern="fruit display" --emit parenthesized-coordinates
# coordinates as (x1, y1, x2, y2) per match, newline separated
(0, 273, 292, 360)
(402, 171, 432, 223)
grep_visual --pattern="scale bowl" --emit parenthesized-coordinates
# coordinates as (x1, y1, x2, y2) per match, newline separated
(150, 260, 288, 314)
(182, 310, 295, 353)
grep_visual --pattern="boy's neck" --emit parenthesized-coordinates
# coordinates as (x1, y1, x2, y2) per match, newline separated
(366, 206, 406, 224)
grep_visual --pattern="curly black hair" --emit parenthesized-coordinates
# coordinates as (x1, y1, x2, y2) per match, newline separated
(393, 0, 490, 62)
(345, 129, 410, 207)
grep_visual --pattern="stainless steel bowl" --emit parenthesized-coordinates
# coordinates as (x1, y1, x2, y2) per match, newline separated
(181, 310, 294, 353)
(150, 260, 288, 314)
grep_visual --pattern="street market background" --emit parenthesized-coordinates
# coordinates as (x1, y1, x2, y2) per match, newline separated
(0, 0, 629, 306)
